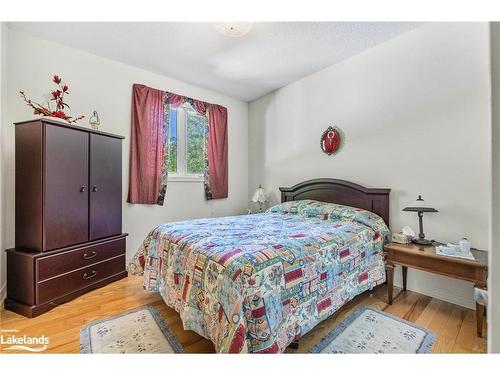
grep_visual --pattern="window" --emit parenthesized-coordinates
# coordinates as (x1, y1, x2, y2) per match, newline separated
(167, 103, 207, 181)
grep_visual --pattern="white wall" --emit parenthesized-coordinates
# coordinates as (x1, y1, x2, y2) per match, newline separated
(489, 22, 500, 354)
(249, 23, 491, 309)
(0, 23, 6, 303)
(2, 29, 249, 272)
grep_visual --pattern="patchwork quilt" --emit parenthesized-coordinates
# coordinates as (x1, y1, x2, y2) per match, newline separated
(129, 200, 391, 353)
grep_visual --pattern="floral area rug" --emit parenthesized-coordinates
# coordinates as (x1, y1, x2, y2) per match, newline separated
(309, 307, 435, 353)
(80, 306, 184, 353)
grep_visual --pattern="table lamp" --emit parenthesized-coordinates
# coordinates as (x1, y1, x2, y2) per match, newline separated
(252, 185, 268, 212)
(402, 195, 438, 246)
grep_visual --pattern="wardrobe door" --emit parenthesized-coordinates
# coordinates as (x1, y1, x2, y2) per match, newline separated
(44, 125, 89, 250)
(89, 134, 122, 240)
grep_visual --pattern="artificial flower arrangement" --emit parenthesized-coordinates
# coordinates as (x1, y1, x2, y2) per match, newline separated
(20, 75, 84, 123)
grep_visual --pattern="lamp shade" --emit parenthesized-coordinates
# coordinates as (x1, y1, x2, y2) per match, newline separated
(402, 195, 438, 213)
(252, 185, 268, 203)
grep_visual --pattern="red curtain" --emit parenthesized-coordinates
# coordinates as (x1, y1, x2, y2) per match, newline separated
(127, 84, 166, 204)
(207, 104, 228, 199)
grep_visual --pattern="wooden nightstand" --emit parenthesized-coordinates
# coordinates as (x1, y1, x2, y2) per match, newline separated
(384, 242, 488, 337)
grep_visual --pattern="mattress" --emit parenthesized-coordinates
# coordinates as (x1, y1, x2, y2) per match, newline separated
(129, 200, 391, 353)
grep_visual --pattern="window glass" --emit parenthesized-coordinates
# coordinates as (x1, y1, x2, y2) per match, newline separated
(185, 110, 207, 175)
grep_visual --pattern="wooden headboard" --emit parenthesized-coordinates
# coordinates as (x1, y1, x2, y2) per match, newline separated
(279, 178, 391, 225)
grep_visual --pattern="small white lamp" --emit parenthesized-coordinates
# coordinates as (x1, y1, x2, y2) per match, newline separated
(252, 185, 268, 212)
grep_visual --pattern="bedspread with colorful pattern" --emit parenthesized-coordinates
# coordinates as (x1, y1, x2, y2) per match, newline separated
(129, 200, 391, 353)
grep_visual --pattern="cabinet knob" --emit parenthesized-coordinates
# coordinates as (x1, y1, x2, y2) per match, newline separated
(80, 185, 86, 192)
(92, 185, 98, 192)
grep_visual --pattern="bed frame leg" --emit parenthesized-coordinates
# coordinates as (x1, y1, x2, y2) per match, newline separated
(289, 340, 300, 349)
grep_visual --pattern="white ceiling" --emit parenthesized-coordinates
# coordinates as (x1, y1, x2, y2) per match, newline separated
(8, 22, 421, 102)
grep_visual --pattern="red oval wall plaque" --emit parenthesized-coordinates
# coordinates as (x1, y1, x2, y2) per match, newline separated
(320, 126, 342, 156)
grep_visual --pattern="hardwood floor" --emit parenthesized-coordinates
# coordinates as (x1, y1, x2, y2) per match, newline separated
(0, 276, 487, 354)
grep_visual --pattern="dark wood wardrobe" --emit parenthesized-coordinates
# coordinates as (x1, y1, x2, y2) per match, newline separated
(5, 118, 127, 318)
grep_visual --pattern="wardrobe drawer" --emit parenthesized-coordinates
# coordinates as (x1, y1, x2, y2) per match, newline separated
(36, 255, 125, 304)
(36, 237, 125, 281)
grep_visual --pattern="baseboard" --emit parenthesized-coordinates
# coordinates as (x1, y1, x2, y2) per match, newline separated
(393, 265, 475, 310)
(0, 282, 6, 308)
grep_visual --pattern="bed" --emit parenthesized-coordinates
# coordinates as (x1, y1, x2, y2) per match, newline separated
(129, 178, 391, 353)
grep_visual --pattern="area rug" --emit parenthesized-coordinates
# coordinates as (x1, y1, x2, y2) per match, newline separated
(80, 306, 184, 353)
(309, 307, 435, 353)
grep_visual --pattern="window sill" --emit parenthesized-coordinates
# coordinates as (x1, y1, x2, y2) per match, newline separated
(168, 175, 204, 183)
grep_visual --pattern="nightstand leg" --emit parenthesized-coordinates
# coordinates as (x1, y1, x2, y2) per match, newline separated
(402, 266, 408, 291)
(476, 302, 485, 338)
(386, 263, 394, 305)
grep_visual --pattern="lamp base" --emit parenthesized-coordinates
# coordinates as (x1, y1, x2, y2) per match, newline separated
(412, 238, 434, 246)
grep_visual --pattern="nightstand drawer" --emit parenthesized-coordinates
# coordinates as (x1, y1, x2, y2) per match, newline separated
(384, 242, 486, 284)
(387, 249, 479, 282)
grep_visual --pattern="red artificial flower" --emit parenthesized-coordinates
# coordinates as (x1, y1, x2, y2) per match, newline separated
(20, 75, 84, 123)
(52, 110, 66, 118)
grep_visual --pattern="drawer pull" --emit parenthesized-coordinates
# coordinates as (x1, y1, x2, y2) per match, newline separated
(82, 251, 97, 260)
(82, 270, 97, 280)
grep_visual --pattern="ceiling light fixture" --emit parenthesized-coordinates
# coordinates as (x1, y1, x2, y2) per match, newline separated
(214, 23, 253, 37)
